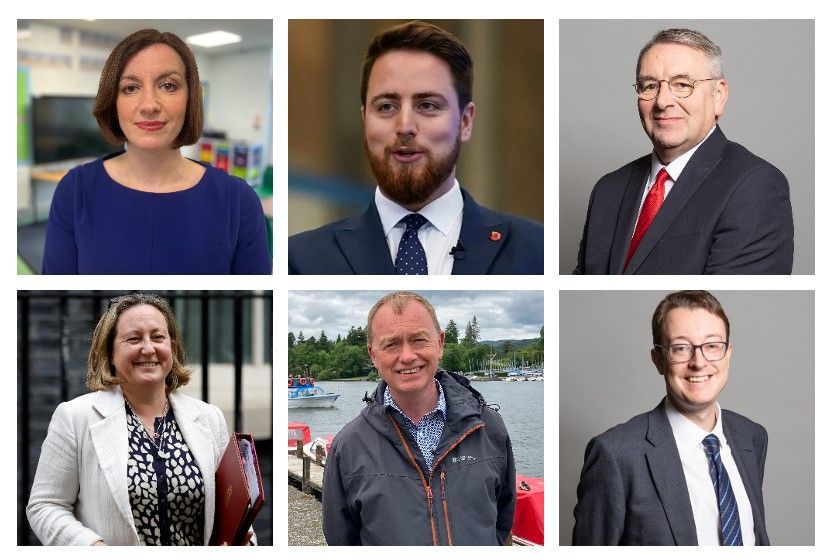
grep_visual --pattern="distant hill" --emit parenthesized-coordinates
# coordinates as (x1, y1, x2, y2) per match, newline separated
(479, 338, 539, 349)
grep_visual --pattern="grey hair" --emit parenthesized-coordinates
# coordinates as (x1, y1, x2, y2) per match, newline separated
(636, 28, 724, 80)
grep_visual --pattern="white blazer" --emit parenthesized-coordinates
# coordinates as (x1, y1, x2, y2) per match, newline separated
(27, 386, 229, 546)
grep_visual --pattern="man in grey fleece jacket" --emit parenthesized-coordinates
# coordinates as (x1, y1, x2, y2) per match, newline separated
(322, 291, 516, 545)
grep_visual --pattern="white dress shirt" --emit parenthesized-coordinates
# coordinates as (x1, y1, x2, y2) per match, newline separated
(636, 125, 718, 216)
(375, 181, 464, 275)
(665, 398, 756, 546)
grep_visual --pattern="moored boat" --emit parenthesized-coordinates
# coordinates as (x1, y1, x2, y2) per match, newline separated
(288, 375, 340, 408)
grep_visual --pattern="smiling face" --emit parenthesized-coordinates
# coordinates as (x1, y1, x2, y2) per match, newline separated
(111, 304, 173, 392)
(637, 43, 728, 164)
(651, 307, 731, 428)
(116, 43, 188, 152)
(362, 50, 475, 210)
(368, 299, 445, 401)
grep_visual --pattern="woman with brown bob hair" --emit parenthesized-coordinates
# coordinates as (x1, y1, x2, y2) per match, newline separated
(41, 29, 271, 275)
(27, 294, 252, 545)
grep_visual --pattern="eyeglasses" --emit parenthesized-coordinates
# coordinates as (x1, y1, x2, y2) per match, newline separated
(634, 76, 721, 100)
(654, 341, 729, 363)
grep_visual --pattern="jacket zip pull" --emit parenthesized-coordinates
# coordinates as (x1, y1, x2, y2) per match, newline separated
(440, 470, 453, 546)
(440, 470, 447, 500)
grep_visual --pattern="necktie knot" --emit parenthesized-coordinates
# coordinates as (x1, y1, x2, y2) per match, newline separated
(654, 167, 670, 189)
(702, 433, 720, 455)
(400, 213, 428, 231)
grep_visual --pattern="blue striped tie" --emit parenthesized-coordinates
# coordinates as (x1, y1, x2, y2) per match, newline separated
(702, 434, 743, 545)
(394, 214, 428, 275)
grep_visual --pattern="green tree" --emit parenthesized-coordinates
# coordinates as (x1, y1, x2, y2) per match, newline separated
(444, 319, 459, 344)
(318, 330, 331, 351)
(463, 343, 491, 372)
(297, 331, 305, 344)
(462, 316, 480, 346)
(500, 340, 515, 358)
(441, 343, 465, 373)
(288, 331, 296, 349)
(328, 344, 370, 378)
(345, 325, 367, 346)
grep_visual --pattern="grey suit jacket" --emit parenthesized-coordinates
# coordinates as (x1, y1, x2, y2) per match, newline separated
(572, 399, 769, 545)
(27, 387, 230, 545)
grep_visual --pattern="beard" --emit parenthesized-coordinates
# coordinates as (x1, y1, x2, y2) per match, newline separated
(365, 134, 461, 208)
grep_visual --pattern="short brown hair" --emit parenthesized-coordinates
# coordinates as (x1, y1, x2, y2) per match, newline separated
(360, 21, 473, 110)
(93, 29, 203, 148)
(87, 293, 191, 393)
(366, 291, 442, 344)
(652, 290, 730, 346)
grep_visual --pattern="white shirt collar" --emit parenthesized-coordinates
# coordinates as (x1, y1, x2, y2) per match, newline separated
(374, 180, 463, 237)
(649, 125, 717, 183)
(664, 397, 726, 452)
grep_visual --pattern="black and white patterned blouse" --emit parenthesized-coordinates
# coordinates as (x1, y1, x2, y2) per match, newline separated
(126, 402, 205, 545)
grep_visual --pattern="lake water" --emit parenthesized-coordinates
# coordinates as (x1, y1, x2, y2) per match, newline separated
(288, 379, 544, 477)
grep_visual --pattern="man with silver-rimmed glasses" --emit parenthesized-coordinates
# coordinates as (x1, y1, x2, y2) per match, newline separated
(575, 28, 793, 274)
(572, 290, 769, 545)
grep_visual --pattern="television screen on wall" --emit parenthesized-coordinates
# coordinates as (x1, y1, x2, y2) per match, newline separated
(31, 95, 122, 164)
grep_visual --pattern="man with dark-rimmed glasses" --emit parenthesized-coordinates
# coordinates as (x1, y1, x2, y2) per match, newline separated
(572, 290, 769, 545)
(575, 28, 793, 274)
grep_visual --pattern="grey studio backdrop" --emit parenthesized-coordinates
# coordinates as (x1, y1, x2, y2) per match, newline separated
(559, 20, 815, 274)
(559, 290, 814, 545)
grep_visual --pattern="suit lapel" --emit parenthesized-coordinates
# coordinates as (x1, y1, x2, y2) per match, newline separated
(610, 158, 650, 274)
(89, 387, 134, 530)
(333, 202, 395, 274)
(452, 190, 508, 274)
(625, 127, 727, 273)
(644, 402, 699, 545)
(169, 392, 217, 544)
(723, 415, 767, 545)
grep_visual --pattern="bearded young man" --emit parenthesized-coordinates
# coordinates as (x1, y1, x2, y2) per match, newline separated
(288, 21, 544, 275)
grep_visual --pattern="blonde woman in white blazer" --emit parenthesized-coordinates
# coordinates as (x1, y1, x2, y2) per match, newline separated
(27, 294, 250, 546)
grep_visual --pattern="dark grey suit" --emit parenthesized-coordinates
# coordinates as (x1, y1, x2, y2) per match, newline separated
(572, 399, 769, 545)
(574, 126, 793, 274)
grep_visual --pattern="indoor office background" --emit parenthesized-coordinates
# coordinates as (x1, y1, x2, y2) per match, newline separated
(287, 19, 544, 234)
(16, 20, 274, 274)
(559, 20, 815, 274)
(559, 290, 814, 545)
(17, 290, 273, 546)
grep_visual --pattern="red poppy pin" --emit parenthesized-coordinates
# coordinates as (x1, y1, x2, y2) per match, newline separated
(490, 231, 502, 242)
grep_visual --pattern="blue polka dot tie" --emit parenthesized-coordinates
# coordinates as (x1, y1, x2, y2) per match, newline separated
(702, 434, 743, 545)
(394, 213, 428, 275)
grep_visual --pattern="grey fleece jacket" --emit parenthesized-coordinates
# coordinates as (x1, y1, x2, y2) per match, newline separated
(322, 370, 516, 545)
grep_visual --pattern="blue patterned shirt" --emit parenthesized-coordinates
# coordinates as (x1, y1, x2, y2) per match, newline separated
(384, 380, 446, 472)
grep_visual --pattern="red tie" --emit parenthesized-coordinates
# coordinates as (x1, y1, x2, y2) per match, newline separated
(625, 168, 669, 269)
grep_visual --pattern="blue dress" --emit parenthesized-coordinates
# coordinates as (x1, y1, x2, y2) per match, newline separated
(42, 153, 271, 274)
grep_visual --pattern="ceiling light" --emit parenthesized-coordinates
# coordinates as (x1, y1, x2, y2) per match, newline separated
(186, 30, 241, 48)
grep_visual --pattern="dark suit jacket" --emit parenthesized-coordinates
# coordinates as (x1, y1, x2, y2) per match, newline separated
(288, 189, 543, 274)
(574, 126, 794, 274)
(572, 400, 769, 546)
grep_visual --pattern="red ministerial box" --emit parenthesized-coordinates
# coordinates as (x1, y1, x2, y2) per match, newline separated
(212, 433, 265, 545)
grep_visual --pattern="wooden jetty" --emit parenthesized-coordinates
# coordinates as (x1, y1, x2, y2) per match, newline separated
(288, 448, 324, 497)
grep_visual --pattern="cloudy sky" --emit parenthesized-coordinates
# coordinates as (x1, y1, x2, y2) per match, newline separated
(288, 291, 543, 341)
